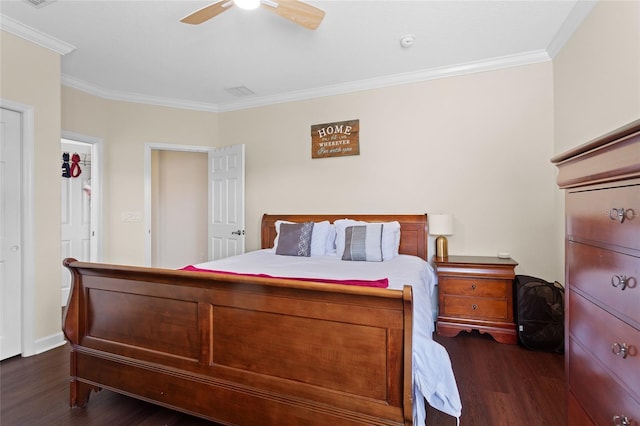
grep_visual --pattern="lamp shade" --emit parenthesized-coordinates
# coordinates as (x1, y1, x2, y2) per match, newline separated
(429, 214, 453, 236)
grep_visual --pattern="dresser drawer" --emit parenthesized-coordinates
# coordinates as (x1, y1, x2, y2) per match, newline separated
(570, 293, 640, 400)
(439, 277, 509, 298)
(567, 184, 640, 251)
(441, 295, 509, 320)
(567, 242, 640, 326)
(569, 338, 640, 426)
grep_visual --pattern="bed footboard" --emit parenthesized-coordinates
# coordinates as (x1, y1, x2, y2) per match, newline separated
(62, 259, 414, 425)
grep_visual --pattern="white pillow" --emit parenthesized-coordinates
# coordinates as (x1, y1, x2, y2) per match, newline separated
(335, 219, 400, 261)
(325, 224, 337, 255)
(274, 220, 331, 256)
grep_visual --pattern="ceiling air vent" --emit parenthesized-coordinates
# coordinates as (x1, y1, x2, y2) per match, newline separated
(24, 0, 56, 8)
(224, 86, 255, 97)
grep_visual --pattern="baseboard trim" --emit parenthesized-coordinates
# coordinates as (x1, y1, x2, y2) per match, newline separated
(32, 332, 66, 356)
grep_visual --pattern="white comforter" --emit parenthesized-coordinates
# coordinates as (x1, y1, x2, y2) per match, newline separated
(194, 250, 462, 424)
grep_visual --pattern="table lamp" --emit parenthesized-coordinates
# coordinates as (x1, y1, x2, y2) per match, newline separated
(429, 214, 453, 259)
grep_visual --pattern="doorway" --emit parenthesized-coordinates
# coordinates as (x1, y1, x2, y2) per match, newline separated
(145, 143, 210, 268)
(144, 143, 246, 267)
(60, 132, 102, 306)
(60, 139, 90, 305)
(151, 149, 208, 268)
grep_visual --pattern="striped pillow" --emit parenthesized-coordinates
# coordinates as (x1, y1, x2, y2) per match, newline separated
(342, 224, 383, 262)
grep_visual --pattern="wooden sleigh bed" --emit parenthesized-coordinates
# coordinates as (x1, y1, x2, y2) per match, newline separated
(62, 214, 432, 426)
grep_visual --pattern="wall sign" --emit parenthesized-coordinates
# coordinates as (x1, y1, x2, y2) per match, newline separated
(311, 119, 359, 159)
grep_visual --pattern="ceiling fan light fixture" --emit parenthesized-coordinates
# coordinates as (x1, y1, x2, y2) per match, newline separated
(233, 0, 261, 10)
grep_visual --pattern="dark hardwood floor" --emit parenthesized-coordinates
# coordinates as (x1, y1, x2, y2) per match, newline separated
(1, 331, 564, 426)
(427, 332, 565, 426)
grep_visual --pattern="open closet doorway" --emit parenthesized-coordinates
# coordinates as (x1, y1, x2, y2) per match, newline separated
(60, 133, 102, 306)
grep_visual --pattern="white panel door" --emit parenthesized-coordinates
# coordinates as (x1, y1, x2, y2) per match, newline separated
(60, 142, 91, 306)
(0, 108, 22, 360)
(210, 144, 245, 260)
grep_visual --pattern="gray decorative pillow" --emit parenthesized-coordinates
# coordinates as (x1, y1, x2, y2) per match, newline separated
(342, 224, 383, 261)
(275, 222, 314, 257)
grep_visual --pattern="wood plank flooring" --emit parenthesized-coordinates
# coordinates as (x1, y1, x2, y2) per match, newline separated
(1, 331, 564, 425)
(427, 331, 565, 425)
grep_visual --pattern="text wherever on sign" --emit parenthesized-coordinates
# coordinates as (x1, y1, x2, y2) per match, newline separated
(311, 119, 360, 159)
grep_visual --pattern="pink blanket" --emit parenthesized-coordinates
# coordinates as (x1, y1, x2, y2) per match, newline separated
(180, 265, 389, 288)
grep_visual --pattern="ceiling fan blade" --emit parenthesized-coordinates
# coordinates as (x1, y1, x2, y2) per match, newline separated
(180, 1, 233, 25)
(263, 0, 325, 30)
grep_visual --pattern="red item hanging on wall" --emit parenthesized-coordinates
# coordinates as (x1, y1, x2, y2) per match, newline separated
(70, 153, 82, 178)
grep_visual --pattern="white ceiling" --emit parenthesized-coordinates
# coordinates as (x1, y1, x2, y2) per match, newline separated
(0, 0, 595, 112)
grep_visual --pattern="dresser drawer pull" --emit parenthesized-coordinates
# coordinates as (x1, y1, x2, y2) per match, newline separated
(612, 415, 631, 426)
(609, 207, 635, 223)
(471, 284, 477, 290)
(611, 342, 629, 359)
(611, 275, 629, 291)
(472, 304, 478, 310)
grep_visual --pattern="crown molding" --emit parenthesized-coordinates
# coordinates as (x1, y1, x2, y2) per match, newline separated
(64, 49, 551, 113)
(217, 50, 552, 112)
(0, 14, 75, 55)
(61, 75, 220, 113)
(547, 0, 597, 58)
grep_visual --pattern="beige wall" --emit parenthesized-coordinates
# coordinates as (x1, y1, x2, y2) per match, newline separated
(220, 62, 556, 279)
(62, 87, 219, 265)
(552, 0, 640, 280)
(1, 31, 62, 345)
(553, 0, 640, 154)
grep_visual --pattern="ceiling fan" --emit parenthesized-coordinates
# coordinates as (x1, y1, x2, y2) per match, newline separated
(180, 0, 325, 30)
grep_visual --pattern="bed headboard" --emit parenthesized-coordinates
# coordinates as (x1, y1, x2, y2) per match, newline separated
(261, 214, 429, 261)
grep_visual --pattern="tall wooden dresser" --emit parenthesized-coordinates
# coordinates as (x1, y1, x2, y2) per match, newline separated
(552, 120, 640, 426)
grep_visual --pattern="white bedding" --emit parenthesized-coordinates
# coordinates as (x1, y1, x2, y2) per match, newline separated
(194, 250, 462, 425)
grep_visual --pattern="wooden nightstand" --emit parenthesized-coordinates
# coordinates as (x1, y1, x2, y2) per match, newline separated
(434, 255, 518, 344)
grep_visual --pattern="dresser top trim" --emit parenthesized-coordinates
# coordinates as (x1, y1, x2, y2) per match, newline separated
(552, 120, 640, 189)
(551, 119, 640, 164)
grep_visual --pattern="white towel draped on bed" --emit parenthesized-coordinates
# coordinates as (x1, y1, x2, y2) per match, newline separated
(194, 250, 462, 424)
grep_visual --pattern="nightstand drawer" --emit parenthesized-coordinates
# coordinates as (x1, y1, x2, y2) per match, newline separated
(435, 255, 518, 344)
(441, 295, 509, 320)
(439, 277, 509, 298)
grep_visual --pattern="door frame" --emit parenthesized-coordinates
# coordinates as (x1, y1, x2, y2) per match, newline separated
(143, 143, 212, 267)
(1, 99, 36, 357)
(61, 130, 103, 263)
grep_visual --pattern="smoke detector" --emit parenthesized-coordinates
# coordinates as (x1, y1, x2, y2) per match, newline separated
(400, 35, 416, 48)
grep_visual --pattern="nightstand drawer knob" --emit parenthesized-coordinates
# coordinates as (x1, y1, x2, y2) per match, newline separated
(472, 304, 478, 310)
(471, 284, 477, 290)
